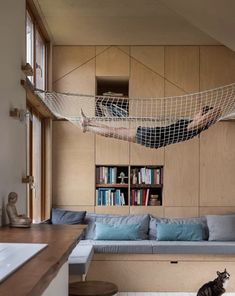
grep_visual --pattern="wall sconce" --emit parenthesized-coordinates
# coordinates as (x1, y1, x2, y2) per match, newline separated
(9, 108, 31, 122)
(22, 175, 34, 184)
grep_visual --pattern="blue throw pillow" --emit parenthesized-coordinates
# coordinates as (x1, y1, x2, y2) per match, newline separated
(51, 208, 86, 224)
(84, 213, 149, 240)
(157, 223, 203, 241)
(94, 222, 141, 240)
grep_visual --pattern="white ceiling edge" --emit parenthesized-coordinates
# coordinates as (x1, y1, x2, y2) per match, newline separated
(160, 0, 235, 52)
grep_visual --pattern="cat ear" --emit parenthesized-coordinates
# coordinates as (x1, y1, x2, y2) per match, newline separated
(217, 271, 221, 276)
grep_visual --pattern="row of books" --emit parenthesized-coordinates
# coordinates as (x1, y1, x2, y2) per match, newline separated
(131, 167, 162, 185)
(130, 189, 161, 206)
(96, 188, 126, 206)
(96, 167, 118, 184)
(131, 189, 150, 206)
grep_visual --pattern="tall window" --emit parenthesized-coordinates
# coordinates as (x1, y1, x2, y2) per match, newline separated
(26, 11, 34, 84)
(35, 29, 46, 90)
(26, 2, 50, 221)
(26, 6, 47, 90)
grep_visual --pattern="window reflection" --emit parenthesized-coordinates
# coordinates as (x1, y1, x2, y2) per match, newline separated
(36, 29, 45, 90)
(26, 11, 34, 84)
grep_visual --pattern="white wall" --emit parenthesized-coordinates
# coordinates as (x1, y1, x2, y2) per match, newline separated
(0, 0, 26, 224)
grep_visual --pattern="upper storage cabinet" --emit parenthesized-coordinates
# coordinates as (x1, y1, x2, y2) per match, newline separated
(96, 76, 129, 117)
(95, 76, 130, 165)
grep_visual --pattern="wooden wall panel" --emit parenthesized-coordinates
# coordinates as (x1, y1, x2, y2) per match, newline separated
(96, 135, 129, 165)
(130, 206, 164, 217)
(200, 46, 235, 110)
(131, 46, 164, 76)
(200, 46, 235, 90)
(52, 122, 95, 206)
(95, 206, 129, 215)
(200, 207, 235, 216)
(164, 138, 199, 207)
(54, 205, 95, 213)
(164, 207, 199, 218)
(129, 57, 165, 165)
(96, 46, 130, 77)
(200, 122, 235, 206)
(53, 47, 96, 118)
(53, 46, 95, 83)
(164, 47, 200, 207)
(165, 46, 199, 93)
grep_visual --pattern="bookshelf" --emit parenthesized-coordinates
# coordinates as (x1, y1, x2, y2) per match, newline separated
(95, 165, 163, 207)
(96, 166, 129, 206)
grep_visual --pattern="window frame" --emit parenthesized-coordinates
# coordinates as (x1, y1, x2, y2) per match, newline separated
(26, 0, 51, 221)
(26, 0, 50, 90)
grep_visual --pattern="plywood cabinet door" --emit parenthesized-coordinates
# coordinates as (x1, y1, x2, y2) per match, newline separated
(53, 122, 95, 206)
(200, 122, 235, 206)
(129, 47, 165, 165)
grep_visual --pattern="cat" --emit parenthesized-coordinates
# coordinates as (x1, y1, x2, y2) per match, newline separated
(197, 269, 230, 296)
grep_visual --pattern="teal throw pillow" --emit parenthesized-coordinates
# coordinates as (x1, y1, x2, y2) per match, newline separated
(157, 223, 203, 241)
(95, 222, 140, 240)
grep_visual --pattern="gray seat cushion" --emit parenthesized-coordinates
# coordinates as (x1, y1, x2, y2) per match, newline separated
(80, 239, 152, 254)
(151, 241, 235, 254)
(78, 240, 235, 255)
(69, 244, 94, 275)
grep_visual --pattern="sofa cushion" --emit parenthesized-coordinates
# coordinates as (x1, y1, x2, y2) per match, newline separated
(207, 214, 235, 241)
(84, 213, 149, 240)
(157, 223, 203, 241)
(151, 241, 235, 254)
(51, 208, 86, 225)
(149, 215, 208, 240)
(80, 239, 152, 254)
(94, 222, 141, 240)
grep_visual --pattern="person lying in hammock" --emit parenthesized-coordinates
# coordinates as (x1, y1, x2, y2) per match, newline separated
(80, 106, 222, 149)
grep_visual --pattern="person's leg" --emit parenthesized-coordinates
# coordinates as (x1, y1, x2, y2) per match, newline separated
(187, 106, 222, 131)
(80, 109, 137, 142)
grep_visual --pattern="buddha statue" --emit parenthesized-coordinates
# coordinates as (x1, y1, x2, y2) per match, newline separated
(6, 192, 32, 227)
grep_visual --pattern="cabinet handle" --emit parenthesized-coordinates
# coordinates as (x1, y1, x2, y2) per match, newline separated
(170, 261, 178, 264)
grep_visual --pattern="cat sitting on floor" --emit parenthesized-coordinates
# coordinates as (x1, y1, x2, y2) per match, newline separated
(197, 269, 230, 296)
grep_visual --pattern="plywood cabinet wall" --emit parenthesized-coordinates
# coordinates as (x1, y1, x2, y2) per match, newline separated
(52, 45, 235, 217)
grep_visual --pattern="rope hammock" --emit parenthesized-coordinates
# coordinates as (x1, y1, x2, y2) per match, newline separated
(36, 82, 235, 149)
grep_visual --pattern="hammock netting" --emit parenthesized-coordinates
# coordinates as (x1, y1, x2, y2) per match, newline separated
(36, 83, 235, 149)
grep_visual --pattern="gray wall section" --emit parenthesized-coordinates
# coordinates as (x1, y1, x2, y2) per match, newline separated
(0, 0, 26, 224)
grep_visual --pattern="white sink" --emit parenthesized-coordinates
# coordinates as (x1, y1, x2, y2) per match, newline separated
(0, 243, 47, 282)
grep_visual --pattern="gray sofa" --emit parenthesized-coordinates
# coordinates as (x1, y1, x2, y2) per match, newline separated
(66, 211, 235, 292)
(77, 212, 235, 255)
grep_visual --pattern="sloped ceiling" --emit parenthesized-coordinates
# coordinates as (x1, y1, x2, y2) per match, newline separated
(161, 0, 235, 51)
(34, 0, 219, 45)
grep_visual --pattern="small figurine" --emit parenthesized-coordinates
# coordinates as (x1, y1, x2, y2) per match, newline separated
(6, 192, 32, 228)
(118, 172, 128, 184)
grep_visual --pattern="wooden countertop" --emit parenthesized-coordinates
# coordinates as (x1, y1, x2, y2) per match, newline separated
(0, 224, 86, 296)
